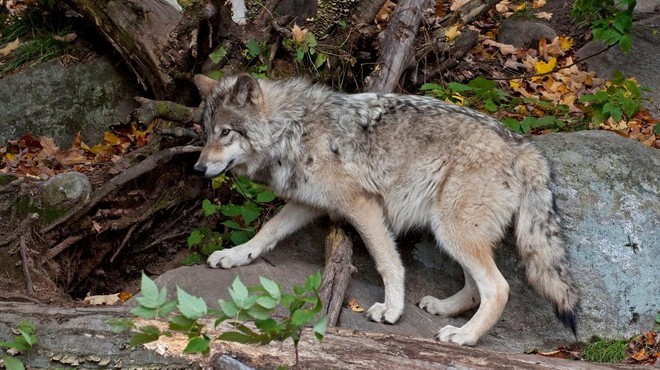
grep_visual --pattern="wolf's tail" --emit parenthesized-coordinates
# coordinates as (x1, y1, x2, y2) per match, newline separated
(514, 143, 579, 336)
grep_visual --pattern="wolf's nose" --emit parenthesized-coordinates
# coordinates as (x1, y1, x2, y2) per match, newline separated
(193, 163, 207, 173)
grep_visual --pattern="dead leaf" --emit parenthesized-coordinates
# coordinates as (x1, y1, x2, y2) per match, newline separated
(347, 298, 364, 313)
(291, 24, 307, 45)
(535, 11, 552, 20)
(0, 38, 20, 57)
(558, 35, 573, 51)
(482, 39, 517, 55)
(119, 291, 133, 303)
(92, 219, 104, 233)
(445, 25, 462, 42)
(533, 0, 546, 8)
(375, 0, 397, 24)
(84, 293, 121, 306)
(52, 33, 77, 43)
(535, 57, 556, 75)
(450, 0, 470, 11)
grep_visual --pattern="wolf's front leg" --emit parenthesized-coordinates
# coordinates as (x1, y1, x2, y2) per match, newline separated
(345, 196, 405, 324)
(208, 202, 322, 269)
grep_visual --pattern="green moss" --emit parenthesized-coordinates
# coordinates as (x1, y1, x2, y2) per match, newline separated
(0, 174, 18, 186)
(582, 338, 628, 363)
(14, 196, 67, 224)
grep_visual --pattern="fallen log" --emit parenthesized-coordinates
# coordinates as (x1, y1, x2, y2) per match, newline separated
(0, 302, 624, 370)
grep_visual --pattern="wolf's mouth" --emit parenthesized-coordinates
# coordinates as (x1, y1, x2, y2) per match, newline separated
(222, 159, 235, 173)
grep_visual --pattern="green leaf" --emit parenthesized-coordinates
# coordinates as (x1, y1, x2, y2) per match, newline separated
(2, 355, 25, 370)
(209, 45, 227, 64)
(313, 315, 328, 341)
(18, 330, 35, 348)
(223, 220, 242, 230)
(202, 199, 217, 217)
(217, 331, 255, 344)
(314, 52, 328, 68)
(259, 277, 281, 300)
(291, 309, 315, 327)
(221, 204, 242, 217)
(468, 77, 496, 90)
(420, 83, 444, 91)
(447, 82, 473, 92)
(177, 287, 208, 320)
(256, 296, 277, 309)
(247, 304, 272, 320)
(219, 299, 238, 317)
(255, 318, 279, 332)
(230, 230, 251, 245)
(129, 331, 160, 347)
(130, 305, 158, 319)
(205, 70, 224, 81)
(182, 252, 204, 266)
(619, 34, 632, 52)
(502, 118, 522, 133)
(137, 272, 161, 308)
(187, 230, 204, 247)
(107, 318, 135, 333)
(484, 100, 498, 112)
(653, 124, 660, 135)
(0, 341, 28, 351)
(296, 48, 304, 62)
(184, 336, 210, 353)
(168, 315, 195, 331)
(305, 271, 322, 291)
(229, 276, 249, 308)
(256, 190, 276, 203)
(241, 203, 262, 224)
(246, 40, 261, 58)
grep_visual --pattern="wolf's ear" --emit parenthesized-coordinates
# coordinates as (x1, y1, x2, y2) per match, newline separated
(193, 74, 219, 99)
(230, 73, 262, 107)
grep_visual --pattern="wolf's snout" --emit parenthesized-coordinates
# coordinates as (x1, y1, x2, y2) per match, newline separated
(193, 163, 207, 173)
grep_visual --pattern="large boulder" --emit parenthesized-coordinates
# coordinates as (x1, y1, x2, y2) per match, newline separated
(0, 56, 142, 147)
(154, 131, 659, 352)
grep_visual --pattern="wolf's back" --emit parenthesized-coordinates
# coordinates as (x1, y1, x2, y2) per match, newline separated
(513, 143, 579, 334)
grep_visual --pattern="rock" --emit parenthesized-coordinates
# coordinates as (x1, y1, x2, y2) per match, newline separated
(496, 20, 558, 48)
(0, 56, 142, 147)
(576, 15, 660, 117)
(634, 0, 660, 19)
(152, 131, 659, 352)
(40, 172, 92, 207)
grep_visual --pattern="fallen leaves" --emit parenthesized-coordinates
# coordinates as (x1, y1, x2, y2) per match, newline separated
(0, 38, 20, 57)
(1, 122, 155, 178)
(346, 298, 364, 313)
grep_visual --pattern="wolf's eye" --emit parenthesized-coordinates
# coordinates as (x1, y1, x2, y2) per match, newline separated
(220, 129, 230, 137)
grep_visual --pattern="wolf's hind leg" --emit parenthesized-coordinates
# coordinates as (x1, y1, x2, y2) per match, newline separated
(431, 218, 510, 346)
(418, 268, 480, 317)
(208, 201, 322, 269)
(345, 196, 405, 325)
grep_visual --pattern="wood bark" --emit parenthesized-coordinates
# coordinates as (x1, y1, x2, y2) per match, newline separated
(319, 224, 354, 326)
(365, 0, 434, 92)
(0, 302, 625, 370)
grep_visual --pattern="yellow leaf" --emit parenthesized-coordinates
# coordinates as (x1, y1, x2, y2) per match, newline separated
(103, 131, 121, 146)
(0, 38, 20, 57)
(509, 79, 521, 90)
(347, 298, 364, 313)
(559, 35, 573, 51)
(533, 0, 546, 8)
(445, 25, 462, 42)
(291, 24, 307, 45)
(535, 57, 556, 75)
(514, 2, 526, 12)
(535, 11, 553, 20)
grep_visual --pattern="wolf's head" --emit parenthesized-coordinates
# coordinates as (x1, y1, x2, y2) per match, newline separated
(193, 73, 266, 178)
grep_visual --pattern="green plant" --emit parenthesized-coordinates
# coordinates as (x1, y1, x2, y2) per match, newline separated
(572, 0, 636, 51)
(184, 175, 278, 265)
(0, 320, 38, 370)
(110, 272, 328, 367)
(582, 338, 629, 363)
(420, 78, 570, 134)
(0, 0, 76, 76)
(578, 71, 644, 124)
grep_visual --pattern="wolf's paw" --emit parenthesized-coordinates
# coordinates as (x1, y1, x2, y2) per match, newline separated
(364, 302, 403, 325)
(436, 325, 478, 346)
(418, 295, 446, 316)
(207, 247, 255, 269)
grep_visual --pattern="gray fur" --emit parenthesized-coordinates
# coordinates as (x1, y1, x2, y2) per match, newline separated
(193, 74, 580, 346)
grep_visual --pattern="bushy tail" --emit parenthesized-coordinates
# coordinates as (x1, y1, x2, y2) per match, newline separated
(514, 144, 579, 336)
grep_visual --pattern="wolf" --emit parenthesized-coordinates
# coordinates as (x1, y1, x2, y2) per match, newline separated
(192, 73, 579, 346)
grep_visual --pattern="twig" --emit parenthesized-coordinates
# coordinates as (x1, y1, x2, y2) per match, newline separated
(42, 234, 85, 262)
(132, 97, 202, 125)
(42, 145, 202, 234)
(129, 231, 189, 256)
(2, 213, 39, 251)
(319, 224, 355, 326)
(271, 16, 293, 39)
(19, 234, 34, 295)
(110, 223, 139, 263)
(156, 127, 200, 140)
